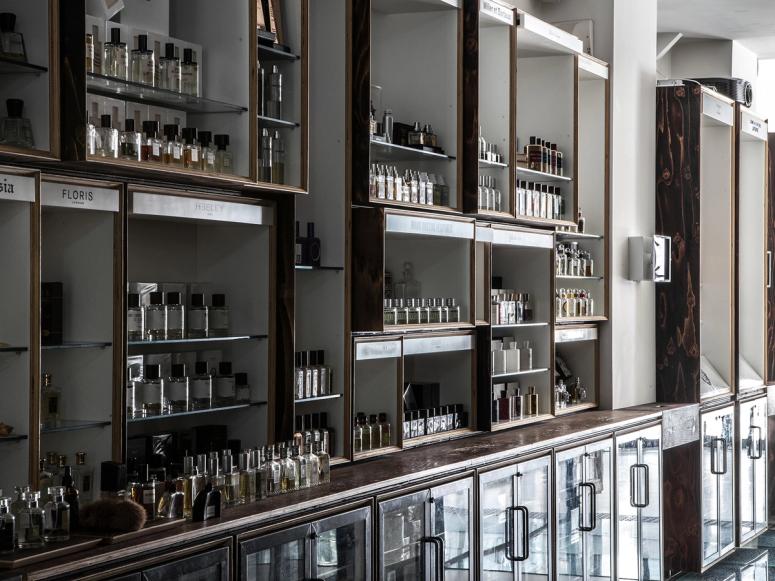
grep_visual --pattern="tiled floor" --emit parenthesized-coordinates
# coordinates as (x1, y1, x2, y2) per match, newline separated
(678, 530, 775, 579)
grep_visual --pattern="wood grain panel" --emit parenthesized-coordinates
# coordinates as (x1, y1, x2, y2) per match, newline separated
(461, 0, 479, 214)
(58, 0, 86, 161)
(767, 134, 775, 383)
(655, 84, 702, 403)
(351, 207, 385, 332)
(662, 440, 702, 577)
(349, 0, 371, 205)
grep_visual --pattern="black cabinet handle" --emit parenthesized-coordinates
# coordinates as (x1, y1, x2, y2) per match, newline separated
(505, 505, 530, 562)
(629, 463, 649, 508)
(749, 426, 763, 460)
(422, 536, 444, 581)
(711, 437, 727, 474)
(578, 482, 596, 532)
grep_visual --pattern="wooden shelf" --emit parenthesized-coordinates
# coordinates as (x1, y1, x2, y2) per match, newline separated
(364, 197, 460, 214)
(372, 0, 460, 14)
(491, 322, 549, 330)
(0, 346, 27, 354)
(556, 316, 607, 324)
(402, 427, 475, 448)
(0, 434, 28, 443)
(353, 445, 401, 461)
(556, 275, 603, 280)
(295, 265, 344, 272)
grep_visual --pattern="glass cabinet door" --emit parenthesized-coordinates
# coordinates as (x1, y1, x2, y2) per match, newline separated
(379, 489, 430, 580)
(701, 412, 721, 566)
(583, 439, 613, 581)
(239, 523, 311, 581)
(431, 478, 474, 581)
(479, 464, 518, 581)
(739, 398, 768, 543)
(752, 399, 768, 537)
(515, 456, 552, 581)
(556, 447, 585, 581)
(718, 407, 736, 558)
(312, 506, 372, 581)
(143, 546, 230, 581)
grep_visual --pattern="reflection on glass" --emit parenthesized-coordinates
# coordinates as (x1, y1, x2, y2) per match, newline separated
(433, 487, 471, 579)
(381, 496, 425, 580)
(519, 457, 551, 580)
(245, 538, 305, 581)
(556, 453, 583, 581)
(584, 448, 612, 580)
(315, 517, 368, 580)
(480, 470, 514, 579)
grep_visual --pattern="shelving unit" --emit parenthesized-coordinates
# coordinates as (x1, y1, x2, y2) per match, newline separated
(553, 324, 599, 415)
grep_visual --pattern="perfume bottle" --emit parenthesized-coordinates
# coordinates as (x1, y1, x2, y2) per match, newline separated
(394, 262, 420, 299)
(295, 352, 306, 399)
(272, 131, 285, 184)
(165, 291, 185, 339)
(214, 134, 234, 174)
(280, 446, 299, 493)
(317, 350, 330, 396)
(189, 361, 213, 410)
(526, 386, 538, 415)
(315, 441, 330, 484)
(163, 124, 184, 167)
(85, 33, 95, 73)
(265, 446, 282, 497)
(86, 118, 98, 156)
(267, 65, 282, 119)
(260, 128, 273, 182)
(238, 452, 255, 504)
(198, 131, 217, 172)
(215, 361, 236, 407)
(158, 43, 181, 92)
(130, 34, 155, 86)
(137, 364, 164, 417)
(379, 412, 391, 447)
(0, 497, 14, 553)
(103, 27, 128, 80)
(180, 48, 199, 96)
(145, 291, 167, 341)
(0, 98, 33, 148)
(188, 293, 209, 338)
(181, 456, 198, 520)
(119, 118, 141, 161)
(353, 417, 363, 454)
(166, 363, 189, 414)
(41, 373, 61, 429)
(236, 373, 250, 404)
(0, 13, 26, 61)
(221, 453, 240, 507)
(181, 127, 200, 169)
(209, 294, 231, 336)
(42, 487, 70, 542)
(301, 438, 320, 488)
(94, 114, 118, 158)
(74, 452, 94, 503)
(127, 292, 145, 341)
(17, 491, 44, 549)
(141, 120, 163, 163)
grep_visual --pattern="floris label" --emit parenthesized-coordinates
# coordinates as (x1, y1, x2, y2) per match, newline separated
(42, 181, 119, 212)
(0, 173, 35, 202)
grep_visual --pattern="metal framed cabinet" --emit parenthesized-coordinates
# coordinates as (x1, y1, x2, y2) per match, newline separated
(701, 405, 736, 568)
(737, 396, 768, 545)
(479, 454, 552, 580)
(378, 476, 474, 581)
(555, 438, 614, 581)
(615, 425, 662, 580)
(142, 546, 230, 581)
(238, 505, 372, 580)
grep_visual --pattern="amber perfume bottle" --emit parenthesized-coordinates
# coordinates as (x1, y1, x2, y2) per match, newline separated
(141, 120, 163, 163)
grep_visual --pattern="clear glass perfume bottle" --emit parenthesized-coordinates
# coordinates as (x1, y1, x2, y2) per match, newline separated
(235, 372, 250, 404)
(130, 34, 155, 86)
(182, 456, 197, 520)
(74, 452, 94, 503)
(394, 262, 420, 300)
(301, 438, 320, 488)
(141, 120, 163, 163)
(215, 361, 236, 407)
(295, 352, 305, 400)
(180, 48, 199, 96)
(127, 292, 145, 341)
(314, 441, 330, 484)
(17, 491, 44, 549)
(0, 497, 14, 553)
(189, 361, 212, 410)
(158, 42, 181, 92)
(272, 131, 285, 184)
(209, 294, 231, 336)
(119, 118, 141, 161)
(265, 446, 282, 497)
(267, 65, 282, 119)
(187, 293, 208, 338)
(41, 373, 61, 429)
(280, 446, 299, 493)
(352, 417, 363, 453)
(165, 291, 185, 340)
(181, 127, 200, 169)
(0, 98, 34, 148)
(221, 453, 240, 507)
(42, 487, 70, 542)
(166, 363, 189, 414)
(198, 131, 217, 172)
(96, 114, 118, 158)
(379, 412, 391, 447)
(136, 364, 164, 417)
(238, 452, 255, 504)
(163, 124, 184, 167)
(0, 13, 26, 61)
(86, 119, 98, 156)
(145, 291, 167, 341)
(214, 135, 233, 174)
(260, 128, 272, 182)
(103, 27, 128, 80)
(317, 350, 330, 396)
(85, 33, 95, 73)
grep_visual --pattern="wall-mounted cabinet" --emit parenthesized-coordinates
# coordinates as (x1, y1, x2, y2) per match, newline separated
(656, 82, 736, 403)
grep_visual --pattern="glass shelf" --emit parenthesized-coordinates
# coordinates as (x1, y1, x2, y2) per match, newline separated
(491, 367, 549, 379)
(555, 275, 603, 280)
(491, 322, 549, 329)
(516, 166, 572, 182)
(42, 419, 111, 433)
(128, 401, 267, 423)
(479, 159, 508, 168)
(87, 73, 248, 114)
(0, 434, 28, 443)
(0, 56, 48, 75)
(257, 43, 300, 62)
(128, 335, 267, 348)
(370, 139, 456, 162)
(42, 341, 112, 350)
(295, 394, 343, 403)
(555, 231, 603, 240)
(295, 265, 344, 271)
(258, 114, 299, 129)
(0, 345, 27, 353)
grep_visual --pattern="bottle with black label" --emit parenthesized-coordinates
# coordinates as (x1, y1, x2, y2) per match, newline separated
(303, 222, 321, 267)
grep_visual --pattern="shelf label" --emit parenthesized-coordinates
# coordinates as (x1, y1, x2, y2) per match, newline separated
(481, 0, 513, 25)
(492, 227, 553, 249)
(702, 92, 733, 126)
(578, 56, 608, 80)
(554, 327, 597, 343)
(386, 214, 474, 240)
(0, 173, 35, 203)
(131, 192, 273, 226)
(355, 340, 401, 361)
(741, 110, 767, 141)
(42, 181, 119, 212)
(518, 12, 583, 54)
(403, 334, 473, 356)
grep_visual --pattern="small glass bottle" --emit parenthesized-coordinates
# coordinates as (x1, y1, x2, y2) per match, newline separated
(301, 438, 320, 489)
(215, 361, 236, 407)
(260, 128, 273, 182)
(119, 118, 141, 161)
(127, 292, 145, 341)
(74, 452, 94, 503)
(130, 34, 155, 86)
(189, 361, 212, 410)
(0, 497, 15, 553)
(353, 417, 363, 454)
(235, 372, 250, 404)
(0, 98, 34, 148)
(295, 352, 306, 400)
(446, 298, 460, 323)
(315, 441, 330, 484)
(137, 364, 164, 417)
(163, 124, 184, 167)
(42, 487, 70, 542)
(280, 446, 299, 493)
(141, 120, 163, 163)
(166, 363, 189, 414)
(17, 491, 44, 549)
(238, 452, 255, 504)
(85, 33, 95, 72)
(181, 127, 200, 169)
(272, 131, 285, 184)
(265, 446, 282, 497)
(209, 294, 231, 336)
(221, 454, 240, 507)
(317, 350, 330, 396)
(180, 48, 199, 96)
(86, 119, 98, 156)
(181, 455, 196, 520)
(267, 65, 283, 118)
(379, 412, 391, 447)
(96, 114, 118, 158)
(103, 27, 128, 79)
(207, 455, 226, 512)
(368, 414, 380, 449)
(521, 341, 533, 370)
(0, 13, 26, 61)
(214, 134, 234, 175)
(165, 291, 185, 340)
(158, 42, 181, 92)
(198, 131, 217, 172)
(187, 293, 209, 338)
(145, 291, 167, 341)
(41, 373, 61, 429)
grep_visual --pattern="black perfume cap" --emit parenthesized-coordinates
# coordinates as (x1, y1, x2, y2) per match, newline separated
(101, 114, 112, 129)
(163, 124, 179, 140)
(110, 27, 122, 45)
(181, 127, 197, 144)
(304, 414, 313, 429)
(144, 364, 161, 380)
(136, 34, 148, 52)
(149, 291, 163, 305)
(235, 372, 248, 386)
(379, 412, 387, 422)
(295, 415, 303, 431)
(191, 293, 205, 307)
(0, 13, 17, 33)
(124, 118, 135, 132)
(320, 412, 328, 428)
(128, 292, 140, 308)
(6, 98, 23, 118)
(214, 134, 229, 150)
(306, 222, 315, 237)
(529, 136, 536, 145)
(100, 461, 127, 492)
(308, 350, 317, 366)
(300, 351, 308, 366)
(316, 350, 325, 364)
(195, 361, 208, 375)
(198, 130, 212, 147)
(492, 276, 503, 289)
(211, 293, 226, 307)
(164, 42, 176, 60)
(166, 291, 181, 306)
(171, 363, 186, 377)
(218, 361, 232, 375)
(183, 48, 195, 64)
(142, 120, 159, 138)
(295, 352, 301, 366)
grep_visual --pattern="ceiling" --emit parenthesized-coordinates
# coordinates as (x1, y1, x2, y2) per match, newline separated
(658, 0, 775, 58)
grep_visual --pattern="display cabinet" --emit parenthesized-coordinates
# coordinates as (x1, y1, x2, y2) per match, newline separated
(615, 424, 662, 581)
(553, 325, 599, 416)
(238, 504, 372, 581)
(378, 475, 474, 581)
(737, 396, 767, 545)
(479, 453, 552, 581)
(555, 437, 613, 581)
(656, 82, 736, 403)
(0, 1, 58, 159)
